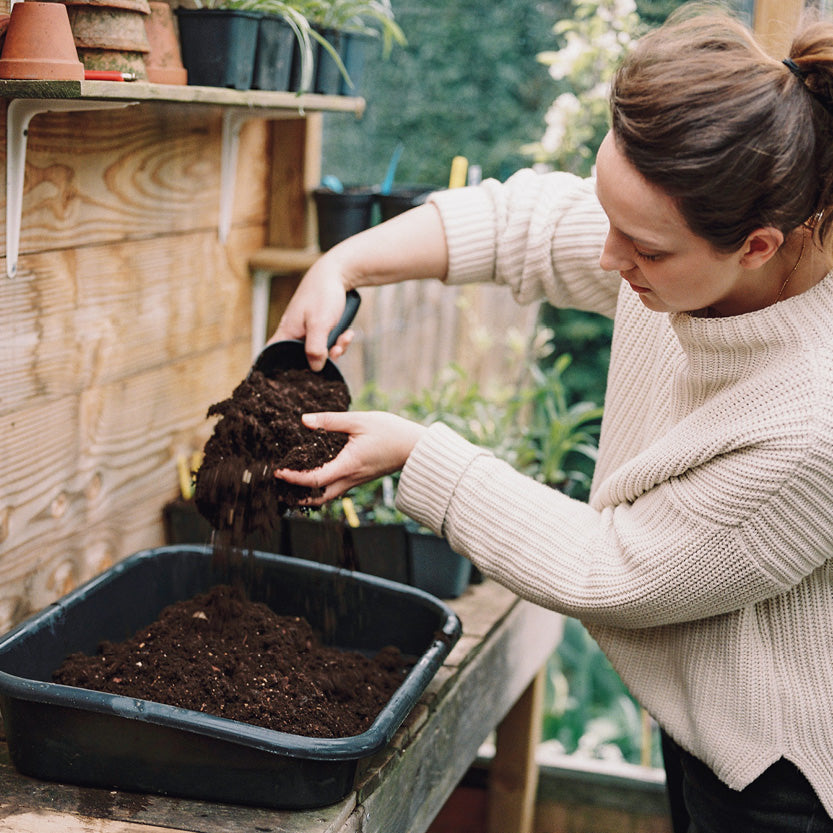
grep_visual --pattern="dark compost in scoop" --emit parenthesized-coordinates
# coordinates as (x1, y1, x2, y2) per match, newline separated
(194, 368, 350, 543)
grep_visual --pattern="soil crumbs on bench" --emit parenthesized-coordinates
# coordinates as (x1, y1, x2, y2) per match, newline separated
(194, 368, 350, 544)
(53, 584, 410, 738)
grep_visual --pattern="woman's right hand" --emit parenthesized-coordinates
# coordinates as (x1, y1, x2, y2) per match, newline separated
(269, 252, 356, 372)
(267, 203, 449, 371)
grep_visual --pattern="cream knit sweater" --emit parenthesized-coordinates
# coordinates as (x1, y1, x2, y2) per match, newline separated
(396, 169, 833, 810)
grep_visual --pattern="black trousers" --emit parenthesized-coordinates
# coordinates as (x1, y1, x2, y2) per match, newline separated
(661, 731, 833, 833)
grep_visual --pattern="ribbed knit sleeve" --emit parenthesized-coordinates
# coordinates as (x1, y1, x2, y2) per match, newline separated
(396, 276, 833, 630)
(428, 170, 620, 317)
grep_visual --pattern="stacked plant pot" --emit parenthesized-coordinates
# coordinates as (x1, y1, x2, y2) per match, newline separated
(46, 0, 152, 80)
(0, 1, 84, 80)
(144, 1, 187, 84)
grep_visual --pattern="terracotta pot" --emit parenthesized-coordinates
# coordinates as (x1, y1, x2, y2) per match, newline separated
(144, 1, 186, 84)
(41, 0, 152, 14)
(0, 1, 85, 81)
(67, 6, 150, 52)
(77, 47, 148, 80)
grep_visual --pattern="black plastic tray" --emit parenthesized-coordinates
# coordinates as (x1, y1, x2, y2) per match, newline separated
(0, 546, 461, 809)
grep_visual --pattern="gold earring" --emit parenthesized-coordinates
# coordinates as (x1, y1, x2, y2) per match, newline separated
(806, 209, 824, 229)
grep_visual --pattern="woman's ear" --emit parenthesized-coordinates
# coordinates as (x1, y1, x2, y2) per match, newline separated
(739, 227, 785, 269)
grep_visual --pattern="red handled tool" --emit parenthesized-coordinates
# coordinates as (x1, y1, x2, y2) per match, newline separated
(84, 70, 137, 82)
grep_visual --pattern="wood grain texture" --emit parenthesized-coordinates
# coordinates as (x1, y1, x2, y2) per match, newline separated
(0, 742, 359, 833)
(1, 102, 269, 258)
(0, 79, 366, 114)
(0, 98, 278, 634)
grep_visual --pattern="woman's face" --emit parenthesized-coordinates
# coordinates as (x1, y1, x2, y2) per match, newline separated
(595, 131, 750, 316)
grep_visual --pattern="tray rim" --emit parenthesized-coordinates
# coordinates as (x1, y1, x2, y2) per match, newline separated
(0, 546, 462, 762)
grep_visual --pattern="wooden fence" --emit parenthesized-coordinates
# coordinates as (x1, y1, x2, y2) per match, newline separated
(307, 280, 543, 406)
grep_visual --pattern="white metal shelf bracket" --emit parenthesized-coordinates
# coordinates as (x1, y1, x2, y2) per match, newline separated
(251, 267, 271, 359)
(219, 107, 304, 245)
(6, 97, 136, 279)
(219, 108, 254, 245)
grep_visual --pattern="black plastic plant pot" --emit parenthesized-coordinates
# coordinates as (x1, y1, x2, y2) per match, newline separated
(377, 185, 439, 223)
(350, 523, 410, 585)
(284, 514, 349, 566)
(162, 498, 286, 554)
(339, 31, 375, 96)
(0, 546, 461, 809)
(162, 497, 214, 544)
(176, 8, 260, 90)
(408, 530, 472, 599)
(313, 186, 376, 251)
(313, 27, 345, 95)
(252, 13, 295, 91)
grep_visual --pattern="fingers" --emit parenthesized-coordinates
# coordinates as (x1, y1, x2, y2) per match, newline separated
(267, 264, 354, 370)
(303, 318, 332, 372)
(273, 411, 425, 508)
(299, 411, 355, 432)
(273, 412, 354, 486)
(327, 329, 354, 361)
(291, 476, 357, 506)
(274, 454, 357, 504)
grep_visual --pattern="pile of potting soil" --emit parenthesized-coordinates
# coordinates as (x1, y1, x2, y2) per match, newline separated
(53, 584, 410, 738)
(194, 368, 350, 543)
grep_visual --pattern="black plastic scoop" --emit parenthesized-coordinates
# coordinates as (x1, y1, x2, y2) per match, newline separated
(251, 289, 361, 383)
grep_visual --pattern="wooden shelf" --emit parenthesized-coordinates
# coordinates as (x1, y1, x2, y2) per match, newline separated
(0, 81, 363, 277)
(0, 79, 366, 116)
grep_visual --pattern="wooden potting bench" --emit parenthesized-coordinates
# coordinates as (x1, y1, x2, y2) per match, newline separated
(0, 579, 562, 833)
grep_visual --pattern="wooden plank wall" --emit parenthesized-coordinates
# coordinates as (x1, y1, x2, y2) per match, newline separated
(0, 102, 272, 632)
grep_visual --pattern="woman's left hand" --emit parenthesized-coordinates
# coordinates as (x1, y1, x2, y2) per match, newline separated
(274, 411, 426, 505)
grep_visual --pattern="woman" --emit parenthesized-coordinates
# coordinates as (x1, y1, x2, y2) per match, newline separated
(273, 10, 833, 831)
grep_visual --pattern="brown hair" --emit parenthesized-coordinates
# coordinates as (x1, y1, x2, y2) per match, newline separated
(609, 8, 833, 252)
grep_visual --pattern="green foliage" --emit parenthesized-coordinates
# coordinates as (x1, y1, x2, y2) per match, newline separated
(341, 351, 602, 524)
(512, 356, 603, 496)
(544, 617, 663, 766)
(321, 0, 569, 186)
(537, 307, 614, 408)
(523, 0, 644, 177)
(397, 363, 521, 462)
(291, 0, 406, 54)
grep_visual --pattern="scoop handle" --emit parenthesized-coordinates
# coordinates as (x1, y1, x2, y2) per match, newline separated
(327, 289, 362, 350)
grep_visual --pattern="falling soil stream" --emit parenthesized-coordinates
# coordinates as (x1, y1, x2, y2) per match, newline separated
(193, 368, 350, 543)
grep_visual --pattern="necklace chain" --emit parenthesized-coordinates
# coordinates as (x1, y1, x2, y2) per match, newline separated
(776, 233, 806, 303)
